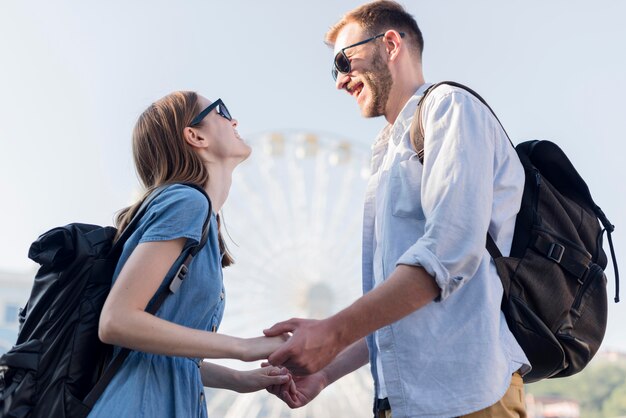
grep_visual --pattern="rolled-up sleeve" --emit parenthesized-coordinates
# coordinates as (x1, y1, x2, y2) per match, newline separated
(396, 89, 499, 301)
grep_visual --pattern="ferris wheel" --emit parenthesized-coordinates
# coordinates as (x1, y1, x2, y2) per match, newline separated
(205, 130, 374, 417)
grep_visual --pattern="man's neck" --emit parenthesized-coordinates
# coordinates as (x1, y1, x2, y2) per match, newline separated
(385, 78, 425, 125)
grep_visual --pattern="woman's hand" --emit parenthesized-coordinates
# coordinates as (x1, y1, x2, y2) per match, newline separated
(238, 334, 290, 362)
(200, 362, 290, 392)
(232, 366, 292, 393)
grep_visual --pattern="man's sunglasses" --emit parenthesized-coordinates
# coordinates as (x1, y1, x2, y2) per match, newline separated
(331, 32, 405, 81)
(189, 98, 232, 126)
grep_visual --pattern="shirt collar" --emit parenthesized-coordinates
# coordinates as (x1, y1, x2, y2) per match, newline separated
(372, 83, 433, 148)
(397, 83, 432, 126)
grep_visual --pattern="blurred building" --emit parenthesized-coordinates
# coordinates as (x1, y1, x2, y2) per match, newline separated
(596, 349, 626, 363)
(0, 269, 33, 353)
(526, 394, 580, 418)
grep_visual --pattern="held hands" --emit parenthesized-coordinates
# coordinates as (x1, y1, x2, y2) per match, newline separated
(263, 318, 344, 375)
(262, 362, 328, 408)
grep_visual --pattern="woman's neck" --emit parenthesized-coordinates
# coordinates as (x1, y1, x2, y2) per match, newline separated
(204, 163, 234, 213)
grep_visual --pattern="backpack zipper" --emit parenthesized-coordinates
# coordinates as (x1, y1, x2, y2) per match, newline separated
(532, 169, 541, 225)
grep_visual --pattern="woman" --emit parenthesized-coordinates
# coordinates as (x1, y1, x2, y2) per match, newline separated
(88, 92, 289, 417)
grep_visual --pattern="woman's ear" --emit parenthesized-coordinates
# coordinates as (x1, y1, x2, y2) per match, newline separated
(183, 127, 207, 149)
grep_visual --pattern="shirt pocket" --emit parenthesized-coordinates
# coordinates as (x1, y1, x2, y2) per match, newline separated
(390, 157, 425, 220)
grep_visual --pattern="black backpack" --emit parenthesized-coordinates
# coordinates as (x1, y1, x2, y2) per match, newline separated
(0, 184, 211, 418)
(410, 81, 620, 383)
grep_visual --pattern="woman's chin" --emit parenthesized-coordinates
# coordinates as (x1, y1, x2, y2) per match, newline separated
(237, 144, 253, 163)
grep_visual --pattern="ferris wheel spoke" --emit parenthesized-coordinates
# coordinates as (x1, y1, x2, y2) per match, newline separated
(224, 271, 295, 304)
(228, 178, 282, 253)
(204, 389, 233, 412)
(310, 146, 331, 240)
(256, 161, 296, 242)
(285, 153, 312, 240)
(235, 247, 307, 284)
(326, 167, 360, 235)
(332, 210, 363, 252)
(238, 155, 294, 243)
(324, 262, 360, 290)
(222, 393, 260, 418)
(263, 396, 289, 418)
(225, 271, 299, 308)
(334, 370, 373, 412)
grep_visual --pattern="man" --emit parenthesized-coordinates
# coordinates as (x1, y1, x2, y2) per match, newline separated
(264, 1, 530, 416)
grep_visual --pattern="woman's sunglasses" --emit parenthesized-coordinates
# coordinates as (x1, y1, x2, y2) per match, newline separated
(190, 98, 232, 126)
(331, 32, 405, 81)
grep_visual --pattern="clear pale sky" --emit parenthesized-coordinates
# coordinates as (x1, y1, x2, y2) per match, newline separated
(1, 0, 625, 351)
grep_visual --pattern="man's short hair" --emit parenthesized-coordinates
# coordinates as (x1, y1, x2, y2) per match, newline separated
(325, 0, 424, 59)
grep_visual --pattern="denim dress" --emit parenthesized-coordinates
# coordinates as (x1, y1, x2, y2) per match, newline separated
(88, 184, 225, 418)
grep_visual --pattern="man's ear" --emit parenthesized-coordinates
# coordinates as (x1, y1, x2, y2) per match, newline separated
(383, 30, 403, 61)
(183, 127, 207, 149)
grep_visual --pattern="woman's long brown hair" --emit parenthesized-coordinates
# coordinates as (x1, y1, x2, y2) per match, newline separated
(115, 91, 234, 267)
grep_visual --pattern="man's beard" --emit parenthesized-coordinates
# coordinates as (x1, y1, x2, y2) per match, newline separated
(361, 51, 393, 118)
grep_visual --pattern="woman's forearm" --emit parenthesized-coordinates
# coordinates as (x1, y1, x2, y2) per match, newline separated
(100, 308, 285, 361)
(200, 362, 240, 389)
(99, 309, 247, 359)
(200, 362, 291, 393)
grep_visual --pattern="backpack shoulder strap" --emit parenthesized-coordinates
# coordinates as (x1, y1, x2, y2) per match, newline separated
(409, 83, 436, 164)
(409, 81, 514, 164)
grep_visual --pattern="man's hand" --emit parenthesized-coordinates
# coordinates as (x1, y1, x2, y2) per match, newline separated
(263, 362, 328, 408)
(264, 266, 438, 376)
(263, 318, 345, 375)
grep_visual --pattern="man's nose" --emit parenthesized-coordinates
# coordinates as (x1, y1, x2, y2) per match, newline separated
(335, 72, 350, 90)
(231, 118, 238, 128)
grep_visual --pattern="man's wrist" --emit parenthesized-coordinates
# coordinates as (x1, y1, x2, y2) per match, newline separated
(326, 310, 360, 351)
(317, 367, 331, 388)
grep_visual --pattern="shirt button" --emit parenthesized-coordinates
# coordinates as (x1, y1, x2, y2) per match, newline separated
(211, 325, 217, 332)
(220, 292, 224, 300)
(200, 392, 204, 403)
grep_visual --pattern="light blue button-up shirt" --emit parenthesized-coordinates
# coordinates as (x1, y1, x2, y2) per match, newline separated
(363, 83, 530, 418)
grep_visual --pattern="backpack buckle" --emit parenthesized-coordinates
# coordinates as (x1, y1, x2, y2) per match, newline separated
(169, 264, 188, 293)
(547, 243, 565, 263)
(0, 365, 7, 385)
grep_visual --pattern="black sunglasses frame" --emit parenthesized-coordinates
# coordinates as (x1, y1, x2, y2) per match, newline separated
(189, 98, 232, 126)
(331, 32, 405, 81)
